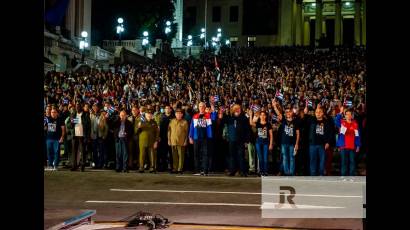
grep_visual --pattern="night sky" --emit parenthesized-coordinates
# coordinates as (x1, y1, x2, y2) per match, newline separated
(91, 0, 278, 46)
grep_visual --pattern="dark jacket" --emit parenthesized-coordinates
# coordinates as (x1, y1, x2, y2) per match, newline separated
(113, 117, 133, 141)
(305, 114, 333, 146)
(221, 113, 251, 143)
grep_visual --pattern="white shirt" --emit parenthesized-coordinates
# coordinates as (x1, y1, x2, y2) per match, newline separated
(74, 113, 84, 137)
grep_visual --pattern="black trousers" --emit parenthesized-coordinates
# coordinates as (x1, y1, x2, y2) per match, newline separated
(228, 141, 246, 174)
(72, 136, 86, 169)
(193, 139, 209, 173)
(158, 140, 172, 171)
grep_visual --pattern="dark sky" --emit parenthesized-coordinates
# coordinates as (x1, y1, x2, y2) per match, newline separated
(91, 0, 278, 46)
(92, 0, 143, 46)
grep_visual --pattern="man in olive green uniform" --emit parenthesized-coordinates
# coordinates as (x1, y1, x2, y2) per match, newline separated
(168, 108, 189, 174)
(137, 108, 159, 173)
(127, 106, 142, 169)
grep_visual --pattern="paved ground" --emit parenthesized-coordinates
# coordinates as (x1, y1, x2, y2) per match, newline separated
(44, 169, 364, 230)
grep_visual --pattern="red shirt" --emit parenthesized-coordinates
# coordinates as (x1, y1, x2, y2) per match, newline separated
(340, 120, 358, 150)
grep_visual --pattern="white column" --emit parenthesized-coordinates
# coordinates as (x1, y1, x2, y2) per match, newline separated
(65, 0, 76, 40)
(354, 0, 361, 46)
(334, 0, 342, 46)
(172, 0, 183, 48)
(83, 0, 92, 45)
(315, 0, 323, 46)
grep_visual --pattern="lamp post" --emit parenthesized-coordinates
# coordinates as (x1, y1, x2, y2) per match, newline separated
(165, 20, 171, 35)
(79, 31, 88, 63)
(116, 17, 125, 46)
(200, 28, 205, 47)
(142, 31, 149, 57)
(187, 35, 192, 56)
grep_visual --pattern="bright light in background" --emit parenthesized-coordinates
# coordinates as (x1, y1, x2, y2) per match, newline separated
(345, 2, 351, 6)
(79, 40, 85, 49)
(312, 3, 316, 7)
(142, 38, 149, 46)
(117, 18, 124, 24)
(165, 27, 171, 34)
(143, 31, 149, 37)
(201, 28, 205, 33)
(225, 39, 230, 45)
(188, 35, 192, 40)
(200, 34, 205, 39)
(212, 41, 216, 47)
(217, 28, 221, 32)
(187, 41, 193, 46)
(212, 37, 216, 41)
(217, 33, 221, 38)
(81, 31, 88, 38)
(166, 21, 171, 26)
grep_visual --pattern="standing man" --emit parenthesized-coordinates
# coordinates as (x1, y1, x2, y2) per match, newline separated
(304, 105, 333, 176)
(137, 109, 160, 173)
(70, 102, 91, 172)
(45, 108, 65, 170)
(158, 105, 175, 172)
(128, 106, 141, 170)
(189, 102, 216, 176)
(222, 104, 251, 177)
(168, 108, 189, 174)
(113, 110, 133, 172)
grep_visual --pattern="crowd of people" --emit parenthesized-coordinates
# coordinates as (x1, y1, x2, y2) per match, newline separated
(44, 46, 367, 176)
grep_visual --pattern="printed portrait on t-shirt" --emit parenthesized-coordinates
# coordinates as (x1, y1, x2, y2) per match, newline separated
(284, 124, 294, 137)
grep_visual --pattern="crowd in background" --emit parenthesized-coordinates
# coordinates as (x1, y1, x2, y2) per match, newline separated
(44, 46, 367, 176)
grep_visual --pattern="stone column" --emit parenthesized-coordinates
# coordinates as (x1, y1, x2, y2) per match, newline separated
(354, 0, 361, 46)
(303, 18, 310, 46)
(361, 0, 366, 45)
(295, 0, 303, 45)
(334, 0, 342, 46)
(315, 0, 323, 46)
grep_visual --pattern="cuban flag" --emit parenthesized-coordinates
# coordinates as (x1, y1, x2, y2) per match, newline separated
(275, 90, 284, 101)
(108, 106, 115, 114)
(306, 98, 313, 107)
(44, 116, 48, 126)
(63, 97, 69, 105)
(344, 100, 353, 107)
(251, 104, 261, 112)
(271, 113, 278, 122)
(214, 95, 220, 102)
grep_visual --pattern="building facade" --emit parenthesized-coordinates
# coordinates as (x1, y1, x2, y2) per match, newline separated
(183, 0, 366, 47)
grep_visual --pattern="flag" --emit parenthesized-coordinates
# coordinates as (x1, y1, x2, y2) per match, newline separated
(271, 113, 278, 122)
(306, 98, 313, 107)
(108, 106, 115, 114)
(214, 56, 221, 81)
(214, 95, 219, 102)
(251, 104, 261, 112)
(275, 91, 283, 101)
(344, 100, 353, 107)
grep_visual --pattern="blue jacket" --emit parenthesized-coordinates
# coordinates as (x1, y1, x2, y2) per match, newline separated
(189, 112, 217, 140)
